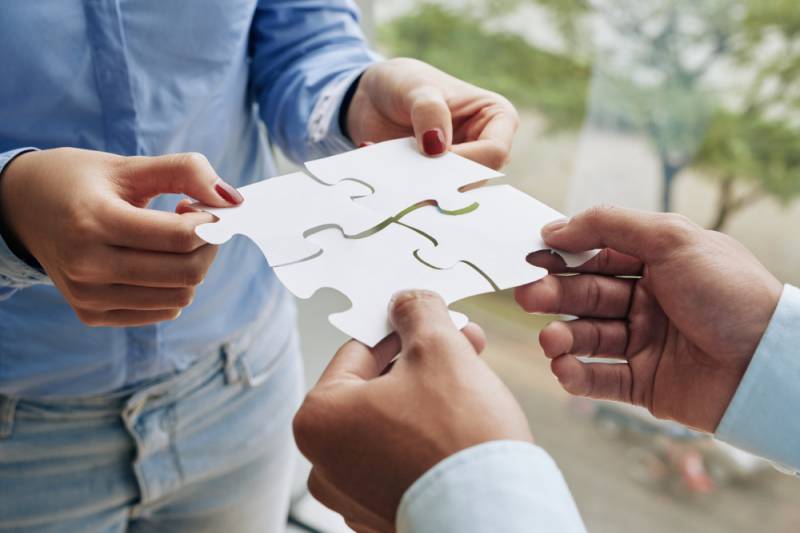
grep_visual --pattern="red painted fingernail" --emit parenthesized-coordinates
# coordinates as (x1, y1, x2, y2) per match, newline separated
(422, 129, 445, 156)
(358, 141, 374, 148)
(214, 178, 244, 205)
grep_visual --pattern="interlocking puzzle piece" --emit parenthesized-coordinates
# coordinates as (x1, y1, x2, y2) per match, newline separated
(304, 137, 504, 216)
(195, 172, 385, 266)
(273, 223, 494, 347)
(402, 185, 597, 290)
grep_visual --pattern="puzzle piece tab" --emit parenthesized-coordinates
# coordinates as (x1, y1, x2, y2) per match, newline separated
(305, 137, 503, 216)
(273, 223, 494, 347)
(195, 172, 385, 266)
(402, 185, 597, 290)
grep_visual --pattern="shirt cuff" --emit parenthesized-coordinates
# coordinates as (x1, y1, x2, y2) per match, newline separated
(306, 64, 376, 159)
(715, 284, 800, 474)
(396, 441, 586, 533)
(0, 147, 51, 293)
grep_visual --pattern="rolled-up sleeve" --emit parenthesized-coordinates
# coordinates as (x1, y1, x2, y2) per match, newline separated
(248, 0, 380, 163)
(715, 284, 800, 473)
(0, 148, 50, 298)
(397, 441, 586, 533)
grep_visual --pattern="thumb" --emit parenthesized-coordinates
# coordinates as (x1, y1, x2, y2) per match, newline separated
(408, 88, 452, 157)
(541, 206, 698, 263)
(117, 152, 243, 208)
(389, 290, 475, 363)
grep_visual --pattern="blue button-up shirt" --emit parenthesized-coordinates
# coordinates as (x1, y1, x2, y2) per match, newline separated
(0, 0, 377, 397)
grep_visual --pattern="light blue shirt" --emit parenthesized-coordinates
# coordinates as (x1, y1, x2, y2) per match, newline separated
(0, 1, 377, 397)
(399, 284, 800, 532)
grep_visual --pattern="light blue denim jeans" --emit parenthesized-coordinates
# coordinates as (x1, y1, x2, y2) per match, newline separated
(0, 301, 304, 532)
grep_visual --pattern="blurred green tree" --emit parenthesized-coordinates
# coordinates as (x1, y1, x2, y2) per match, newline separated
(378, 3, 590, 129)
(380, 1, 800, 230)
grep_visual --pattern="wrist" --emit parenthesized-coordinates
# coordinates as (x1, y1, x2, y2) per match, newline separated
(0, 151, 41, 270)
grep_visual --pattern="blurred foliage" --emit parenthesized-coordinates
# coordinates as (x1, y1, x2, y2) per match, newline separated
(378, 3, 590, 129)
(379, 0, 800, 228)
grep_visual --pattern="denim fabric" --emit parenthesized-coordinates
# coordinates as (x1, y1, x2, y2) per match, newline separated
(0, 305, 304, 532)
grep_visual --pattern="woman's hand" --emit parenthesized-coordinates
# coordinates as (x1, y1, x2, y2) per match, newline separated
(348, 58, 519, 169)
(0, 148, 242, 326)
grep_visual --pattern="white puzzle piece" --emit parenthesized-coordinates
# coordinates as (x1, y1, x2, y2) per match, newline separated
(273, 224, 494, 347)
(194, 172, 386, 266)
(402, 185, 597, 290)
(305, 137, 504, 216)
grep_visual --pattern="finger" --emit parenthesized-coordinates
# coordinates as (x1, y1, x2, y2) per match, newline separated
(175, 198, 201, 214)
(75, 308, 182, 328)
(462, 322, 487, 354)
(307, 470, 388, 532)
(66, 283, 195, 312)
(77, 244, 218, 288)
(551, 355, 632, 403)
(527, 248, 644, 277)
(515, 274, 635, 318)
(408, 87, 452, 156)
(108, 203, 214, 253)
(317, 333, 402, 386)
(539, 319, 628, 359)
(118, 152, 243, 207)
(450, 105, 517, 170)
(541, 206, 700, 263)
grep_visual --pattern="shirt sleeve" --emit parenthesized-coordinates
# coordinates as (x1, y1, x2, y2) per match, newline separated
(396, 441, 586, 533)
(715, 284, 800, 474)
(0, 148, 50, 299)
(248, 0, 381, 164)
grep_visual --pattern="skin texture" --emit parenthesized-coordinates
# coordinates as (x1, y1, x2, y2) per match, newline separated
(515, 205, 783, 433)
(293, 290, 532, 533)
(0, 148, 237, 326)
(348, 58, 519, 170)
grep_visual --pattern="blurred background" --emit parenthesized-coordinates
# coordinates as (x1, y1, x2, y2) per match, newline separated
(289, 1, 800, 532)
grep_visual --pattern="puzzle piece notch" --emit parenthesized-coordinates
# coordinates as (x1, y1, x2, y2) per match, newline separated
(194, 172, 386, 267)
(273, 224, 494, 347)
(402, 185, 598, 291)
(304, 137, 504, 217)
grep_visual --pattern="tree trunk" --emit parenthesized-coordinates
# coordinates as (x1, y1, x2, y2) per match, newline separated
(710, 176, 763, 231)
(661, 161, 682, 212)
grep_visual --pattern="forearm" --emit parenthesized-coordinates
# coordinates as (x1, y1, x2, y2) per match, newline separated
(715, 284, 800, 473)
(249, 0, 379, 163)
(397, 441, 586, 533)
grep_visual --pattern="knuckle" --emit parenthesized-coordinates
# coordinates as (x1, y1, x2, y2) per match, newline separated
(63, 256, 94, 282)
(582, 204, 616, 225)
(176, 151, 210, 171)
(169, 224, 198, 253)
(73, 308, 105, 327)
(391, 289, 442, 317)
(180, 266, 205, 287)
(654, 214, 699, 248)
(406, 328, 452, 358)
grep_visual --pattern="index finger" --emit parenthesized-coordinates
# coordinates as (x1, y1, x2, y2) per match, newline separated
(317, 333, 401, 386)
(542, 206, 701, 264)
(451, 103, 518, 170)
(106, 200, 215, 253)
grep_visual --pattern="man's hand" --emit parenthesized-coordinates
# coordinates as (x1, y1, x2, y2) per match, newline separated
(0, 148, 243, 327)
(348, 58, 519, 169)
(293, 291, 532, 532)
(515, 206, 783, 433)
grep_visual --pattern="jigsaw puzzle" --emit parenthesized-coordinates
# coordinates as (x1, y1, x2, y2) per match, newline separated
(402, 185, 597, 290)
(273, 224, 492, 347)
(194, 137, 594, 347)
(305, 137, 503, 215)
(194, 172, 385, 266)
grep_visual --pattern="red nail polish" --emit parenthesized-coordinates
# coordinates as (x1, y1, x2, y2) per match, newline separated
(214, 179, 244, 205)
(358, 141, 374, 148)
(422, 129, 445, 156)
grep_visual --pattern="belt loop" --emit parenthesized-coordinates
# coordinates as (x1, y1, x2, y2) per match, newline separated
(221, 343, 239, 385)
(0, 395, 19, 439)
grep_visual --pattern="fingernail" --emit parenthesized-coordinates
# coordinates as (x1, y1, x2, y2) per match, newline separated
(542, 218, 569, 235)
(422, 129, 446, 156)
(214, 178, 244, 205)
(358, 141, 374, 148)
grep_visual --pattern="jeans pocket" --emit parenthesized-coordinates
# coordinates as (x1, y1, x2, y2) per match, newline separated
(233, 327, 299, 389)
